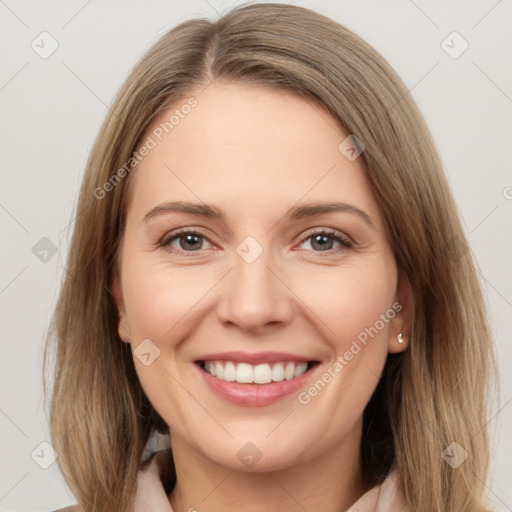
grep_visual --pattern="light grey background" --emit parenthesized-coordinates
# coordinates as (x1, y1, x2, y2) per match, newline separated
(1, 0, 511, 510)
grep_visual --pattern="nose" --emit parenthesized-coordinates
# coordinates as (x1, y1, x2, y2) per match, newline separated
(216, 246, 294, 333)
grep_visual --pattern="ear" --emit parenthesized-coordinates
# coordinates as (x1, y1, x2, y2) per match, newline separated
(387, 271, 414, 354)
(111, 265, 131, 343)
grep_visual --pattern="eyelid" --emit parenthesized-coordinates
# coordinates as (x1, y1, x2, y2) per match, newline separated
(158, 227, 216, 252)
(294, 227, 354, 254)
(297, 227, 353, 245)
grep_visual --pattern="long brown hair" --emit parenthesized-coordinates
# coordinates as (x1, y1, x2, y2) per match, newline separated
(43, 3, 495, 511)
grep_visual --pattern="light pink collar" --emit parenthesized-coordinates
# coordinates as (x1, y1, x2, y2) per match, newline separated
(133, 452, 408, 511)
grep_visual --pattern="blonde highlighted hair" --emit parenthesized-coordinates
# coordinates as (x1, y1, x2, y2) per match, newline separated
(43, 3, 495, 511)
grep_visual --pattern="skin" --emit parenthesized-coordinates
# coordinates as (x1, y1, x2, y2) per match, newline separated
(113, 82, 412, 512)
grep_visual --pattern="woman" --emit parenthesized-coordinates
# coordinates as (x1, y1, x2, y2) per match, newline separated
(44, 3, 495, 511)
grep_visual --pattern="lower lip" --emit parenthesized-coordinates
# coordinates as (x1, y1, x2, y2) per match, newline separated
(195, 363, 318, 407)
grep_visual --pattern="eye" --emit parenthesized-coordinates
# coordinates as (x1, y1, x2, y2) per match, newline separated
(159, 227, 353, 257)
(160, 230, 214, 256)
(297, 228, 353, 253)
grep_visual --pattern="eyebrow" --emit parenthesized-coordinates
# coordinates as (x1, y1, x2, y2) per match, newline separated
(143, 200, 374, 229)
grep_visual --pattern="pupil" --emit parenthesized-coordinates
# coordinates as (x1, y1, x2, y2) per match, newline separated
(313, 234, 332, 251)
(182, 234, 201, 250)
(178, 234, 334, 252)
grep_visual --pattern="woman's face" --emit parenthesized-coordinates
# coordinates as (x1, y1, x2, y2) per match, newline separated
(114, 82, 410, 472)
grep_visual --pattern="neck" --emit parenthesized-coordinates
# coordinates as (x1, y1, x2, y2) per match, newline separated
(168, 419, 368, 512)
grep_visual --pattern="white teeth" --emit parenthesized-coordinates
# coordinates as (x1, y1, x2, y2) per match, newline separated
(271, 363, 285, 382)
(236, 363, 253, 383)
(223, 361, 236, 381)
(253, 364, 272, 384)
(215, 361, 224, 379)
(205, 362, 216, 377)
(294, 363, 308, 378)
(284, 362, 295, 380)
(202, 360, 310, 384)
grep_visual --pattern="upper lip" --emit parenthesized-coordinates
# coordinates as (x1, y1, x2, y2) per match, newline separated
(195, 351, 318, 365)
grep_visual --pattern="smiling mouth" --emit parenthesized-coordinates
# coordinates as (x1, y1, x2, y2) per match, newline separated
(195, 360, 319, 384)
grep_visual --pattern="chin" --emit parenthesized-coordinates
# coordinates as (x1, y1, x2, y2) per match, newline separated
(195, 432, 312, 474)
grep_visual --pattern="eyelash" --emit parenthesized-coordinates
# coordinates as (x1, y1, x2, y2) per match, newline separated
(158, 228, 354, 257)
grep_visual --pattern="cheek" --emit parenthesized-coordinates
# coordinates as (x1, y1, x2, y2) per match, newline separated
(120, 257, 212, 424)
(290, 264, 396, 436)
(291, 258, 397, 350)
(122, 249, 397, 352)
(122, 257, 212, 343)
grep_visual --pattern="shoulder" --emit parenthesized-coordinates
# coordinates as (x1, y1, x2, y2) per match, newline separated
(375, 469, 409, 511)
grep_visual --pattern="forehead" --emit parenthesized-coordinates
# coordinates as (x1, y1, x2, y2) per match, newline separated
(125, 82, 381, 227)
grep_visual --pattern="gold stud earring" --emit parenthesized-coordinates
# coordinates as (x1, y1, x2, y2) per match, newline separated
(397, 333, 404, 344)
